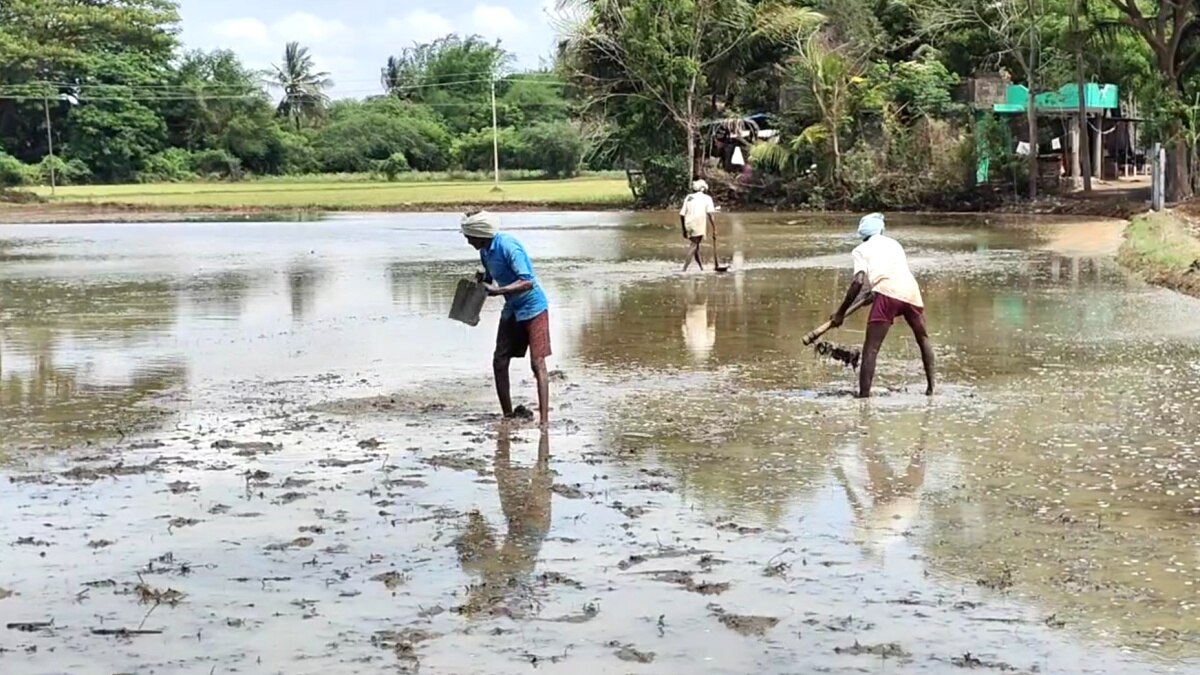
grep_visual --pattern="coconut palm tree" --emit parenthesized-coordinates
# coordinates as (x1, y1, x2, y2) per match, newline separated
(269, 41, 333, 128)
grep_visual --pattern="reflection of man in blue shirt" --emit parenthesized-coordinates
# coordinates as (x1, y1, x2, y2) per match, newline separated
(462, 210, 551, 427)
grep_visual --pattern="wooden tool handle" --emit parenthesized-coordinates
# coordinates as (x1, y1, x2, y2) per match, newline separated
(802, 292, 873, 346)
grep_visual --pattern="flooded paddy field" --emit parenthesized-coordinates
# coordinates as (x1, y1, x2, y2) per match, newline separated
(1, 212, 1198, 674)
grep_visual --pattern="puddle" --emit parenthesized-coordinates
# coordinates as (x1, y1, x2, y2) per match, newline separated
(1, 212, 1198, 673)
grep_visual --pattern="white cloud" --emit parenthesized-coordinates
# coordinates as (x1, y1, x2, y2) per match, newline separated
(212, 17, 270, 46)
(385, 10, 456, 47)
(272, 11, 350, 45)
(470, 4, 525, 36)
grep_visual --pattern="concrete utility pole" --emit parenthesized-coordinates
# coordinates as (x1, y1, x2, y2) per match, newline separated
(44, 96, 56, 196)
(491, 74, 500, 189)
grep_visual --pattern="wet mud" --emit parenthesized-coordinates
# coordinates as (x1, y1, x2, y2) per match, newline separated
(2, 212, 1199, 674)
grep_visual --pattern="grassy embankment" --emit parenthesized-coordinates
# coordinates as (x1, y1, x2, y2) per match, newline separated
(24, 173, 633, 211)
(1118, 211, 1200, 297)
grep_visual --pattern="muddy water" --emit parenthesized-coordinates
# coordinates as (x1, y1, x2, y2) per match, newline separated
(1, 213, 1198, 674)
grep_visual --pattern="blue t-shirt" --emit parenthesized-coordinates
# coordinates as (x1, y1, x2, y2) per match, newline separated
(480, 233, 549, 321)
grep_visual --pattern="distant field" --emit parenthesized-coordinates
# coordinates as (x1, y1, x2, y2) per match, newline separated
(33, 175, 633, 209)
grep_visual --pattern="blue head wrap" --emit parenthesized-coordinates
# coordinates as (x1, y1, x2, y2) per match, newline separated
(857, 212, 885, 239)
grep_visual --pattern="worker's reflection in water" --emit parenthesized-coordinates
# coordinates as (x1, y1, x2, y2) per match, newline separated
(833, 406, 929, 558)
(454, 429, 552, 616)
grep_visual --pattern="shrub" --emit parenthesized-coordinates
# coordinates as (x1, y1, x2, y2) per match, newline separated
(454, 128, 527, 172)
(315, 99, 452, 173)
(634, 155, 690, 207)
(378, 152, 411, 181)
(139, 148, 196, 182)
(190, 148, 242, 180)
(35, 156, 92, 185)
(0, 152, 35, 187)
(517, 121, 585, 177)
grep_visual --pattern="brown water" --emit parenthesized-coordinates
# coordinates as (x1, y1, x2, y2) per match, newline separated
(1, 212, 1198, 674)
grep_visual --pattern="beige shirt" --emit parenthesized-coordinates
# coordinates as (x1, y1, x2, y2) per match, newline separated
(851, 234, 923, 308)
(679, 192, 715, 238)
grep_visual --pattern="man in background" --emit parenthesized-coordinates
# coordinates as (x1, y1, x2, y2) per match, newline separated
(679, 179, 716, 271)
(829, 213, 935, 398)
(462, 210, 551, 427)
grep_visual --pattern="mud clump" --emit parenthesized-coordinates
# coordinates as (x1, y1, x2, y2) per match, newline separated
(609, 641, 655, 663)
(372, 571, 408, 590)
(61, 460, 162, 482)
(551, 483, 586, 499)
(135, 583, 186, 606)
(166, 480, 197, 494)
(835, 641, 911, 658)
(211, 440, 280, 457)
(709, 604, 779, 637)
(264, 537, 314, 551)
(644, 570, 730, 596)
(950, 653, 1019, 670)
(537, 572, 584, 589)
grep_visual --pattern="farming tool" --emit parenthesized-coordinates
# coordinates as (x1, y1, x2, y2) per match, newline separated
(802, 291, 874, 368)
(711, 225, 730, 273)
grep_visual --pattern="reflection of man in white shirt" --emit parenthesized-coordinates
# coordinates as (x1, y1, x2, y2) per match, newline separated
(828, 213, 935, 398)
(678, 180, 716, 272)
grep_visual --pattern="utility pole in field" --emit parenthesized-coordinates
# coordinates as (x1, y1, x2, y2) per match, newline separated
(43, 96, 56, 196)
(491, 73, 500, 190)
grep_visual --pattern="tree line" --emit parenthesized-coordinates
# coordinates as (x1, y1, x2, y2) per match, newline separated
(0, 0, 586, 188)
(558, 0, 1200, 206)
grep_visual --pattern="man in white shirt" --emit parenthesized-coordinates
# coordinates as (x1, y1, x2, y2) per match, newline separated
(678, 179, 716, 271)
(829, 213, 935, 398)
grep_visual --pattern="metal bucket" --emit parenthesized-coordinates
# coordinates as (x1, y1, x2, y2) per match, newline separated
(448, 278, 488, 326)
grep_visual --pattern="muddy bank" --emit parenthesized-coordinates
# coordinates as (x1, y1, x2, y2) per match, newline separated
(1117, 210, 1200, 298)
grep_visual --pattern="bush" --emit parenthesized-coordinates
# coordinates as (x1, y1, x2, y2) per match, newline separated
(191, 148, 242, 180)
(0, 152, 32, 187)
(454, 127, 527, 172)
(517, 121, 585, 177)
(378, 152, 411, 181)
(139, 148, 197, 183)
(634, 155, 690, 207)
(35, 156, 92, 185)
(279, 130, 319, 175)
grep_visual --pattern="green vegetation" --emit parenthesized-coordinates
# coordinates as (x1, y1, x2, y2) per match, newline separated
(1118, 212, 1200, 297)
(31, 176, 632, 209)
(2, 0, 1200, 210)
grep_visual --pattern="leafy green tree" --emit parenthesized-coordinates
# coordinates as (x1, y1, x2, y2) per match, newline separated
(315, 98, 452, 172)
(382, 35, 512, 134)
(270, 41, 333, 129)
(518, 121, 586, 177)
(454, 127, 526, 171)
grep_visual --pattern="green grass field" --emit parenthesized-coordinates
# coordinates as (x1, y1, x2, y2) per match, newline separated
(33, 175, 633, 210)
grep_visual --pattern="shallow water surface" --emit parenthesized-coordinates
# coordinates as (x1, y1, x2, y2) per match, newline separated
(1, 212, 1198, 674)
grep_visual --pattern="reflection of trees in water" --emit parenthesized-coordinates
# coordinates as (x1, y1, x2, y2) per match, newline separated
(455, 431, 552, 617)
(0, 276, 185, 450)
(180, 271, 255, 319)
(287, 263, 324, 321)
(386, 262, 457, 312)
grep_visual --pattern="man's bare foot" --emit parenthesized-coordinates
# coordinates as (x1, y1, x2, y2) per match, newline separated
(506, 404, 535, 421)
(925, 386, 934, 396)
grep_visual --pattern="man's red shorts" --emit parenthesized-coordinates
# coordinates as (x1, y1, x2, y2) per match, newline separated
(495, 310, 552, 360)
(869, 293, 925, 329)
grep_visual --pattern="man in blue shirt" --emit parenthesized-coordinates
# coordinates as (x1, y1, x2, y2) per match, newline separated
(462, 210, 551, 427)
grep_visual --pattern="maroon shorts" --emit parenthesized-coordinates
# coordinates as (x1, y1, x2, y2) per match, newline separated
(495, 310, 551, 360)
(869, 294, 925, 329)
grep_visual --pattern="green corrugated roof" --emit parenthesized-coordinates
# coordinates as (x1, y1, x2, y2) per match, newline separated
(993, 83, 1119, 113)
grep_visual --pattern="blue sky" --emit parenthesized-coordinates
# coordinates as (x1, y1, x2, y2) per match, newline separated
(177, 0, 564, 97)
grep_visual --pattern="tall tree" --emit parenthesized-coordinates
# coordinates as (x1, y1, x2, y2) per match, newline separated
(381, 35, 512, 134)
(560, 0, 796, 177)
(269, 41, 332, 129)
(1100, 0, 1198, 201)
(914, 0, 1064, 199)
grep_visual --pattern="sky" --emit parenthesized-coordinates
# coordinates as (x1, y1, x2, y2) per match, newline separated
(177, 0, 566, 98)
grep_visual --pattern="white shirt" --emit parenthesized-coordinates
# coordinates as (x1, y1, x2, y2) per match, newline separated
(851, 234, 923, 308)
(679, 192, 715, 238)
